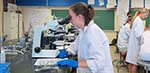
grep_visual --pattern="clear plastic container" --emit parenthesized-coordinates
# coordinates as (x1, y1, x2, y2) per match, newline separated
(0, 36, 2, 53)
(0, 47, 6, 63)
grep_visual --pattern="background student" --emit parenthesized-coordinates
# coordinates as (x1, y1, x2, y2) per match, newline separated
(126, 8, 149, 73)
(117, 16, 132, 61)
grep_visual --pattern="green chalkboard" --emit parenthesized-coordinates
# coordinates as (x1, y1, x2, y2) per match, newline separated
(94, 10, 114, 30)
(145, 14, 150, 27)
(52, 9, 114, 30)
(52, 10, 69, 18)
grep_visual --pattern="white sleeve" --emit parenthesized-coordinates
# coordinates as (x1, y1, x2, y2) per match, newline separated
(140, 33, 144, 46)
(67, 35, 80, 55)
(134, 20, 144, 39)
(117, 27, 128, 53)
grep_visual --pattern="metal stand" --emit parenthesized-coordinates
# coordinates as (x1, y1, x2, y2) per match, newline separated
(138, 59, 150, 73)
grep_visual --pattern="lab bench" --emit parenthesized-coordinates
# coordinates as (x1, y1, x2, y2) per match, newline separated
(5, 50, 72, 73)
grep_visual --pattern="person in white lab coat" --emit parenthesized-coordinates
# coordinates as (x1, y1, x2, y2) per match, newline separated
(117, 17, 132, 61)
(126, 8, 149, 73)
(139, 26, 150, 61)
(57, 2, 114, 73)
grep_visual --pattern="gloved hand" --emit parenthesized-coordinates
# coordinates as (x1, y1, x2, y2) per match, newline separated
(57, 59, 78, 68)
(58, 49, 68, 58)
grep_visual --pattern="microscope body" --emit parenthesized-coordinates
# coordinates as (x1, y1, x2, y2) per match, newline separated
(32, 18, 72, 72)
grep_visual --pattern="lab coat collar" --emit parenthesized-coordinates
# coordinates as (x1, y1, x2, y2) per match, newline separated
(83, 20, 94, 32)
(137, 16, 142, 21)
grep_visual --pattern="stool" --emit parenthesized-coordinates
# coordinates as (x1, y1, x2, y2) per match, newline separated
(138, 59, 150, 73)
(113, 52, 128, 73)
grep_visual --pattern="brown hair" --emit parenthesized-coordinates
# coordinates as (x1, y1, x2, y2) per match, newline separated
(70, 2, 95, 26)
(124, 16, 132, 26)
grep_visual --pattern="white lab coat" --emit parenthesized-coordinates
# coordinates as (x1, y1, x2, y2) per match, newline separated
(139, 30, 150, 61)
(117, 23, 130, 53)
(126, 16, 144, 65)
(67, 20, 114, 73)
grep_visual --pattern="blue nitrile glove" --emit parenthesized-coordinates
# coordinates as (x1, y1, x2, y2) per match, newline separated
(57, 59, 78, 68)
(58, 49, 68, 58)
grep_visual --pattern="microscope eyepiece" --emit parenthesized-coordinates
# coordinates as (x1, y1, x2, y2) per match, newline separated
(58, 15, 71, 25)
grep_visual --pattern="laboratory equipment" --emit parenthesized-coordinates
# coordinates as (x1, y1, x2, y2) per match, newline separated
(32, 15, 75, 58)
(32, 16, 76, 73)
(31, 20, 66, 58)
(0, 47, 6, 63)
(58, 15, 71, 25)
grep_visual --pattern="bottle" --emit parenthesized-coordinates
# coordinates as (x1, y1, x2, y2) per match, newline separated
(0, 47, 6, 63)
(0, 33, 2, 52)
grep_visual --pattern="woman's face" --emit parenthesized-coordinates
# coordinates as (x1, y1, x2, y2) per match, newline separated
(69, 9, 84, 29)
(141, 12, 149, 20)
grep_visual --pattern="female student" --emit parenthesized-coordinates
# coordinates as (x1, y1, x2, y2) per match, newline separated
(126, 8, 149, 73)
(57, 2, 114, 73)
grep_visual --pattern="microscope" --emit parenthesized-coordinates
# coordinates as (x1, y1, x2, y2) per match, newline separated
(32, 15, 71, 57)
(32, 16, 72, 72)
